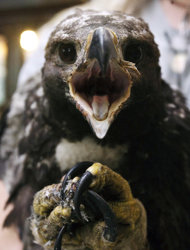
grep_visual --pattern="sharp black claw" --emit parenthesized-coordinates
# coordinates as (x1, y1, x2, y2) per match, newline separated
(54, 224, 66, 250)
(81, 196, 101, 219)
(86, 190, 117, 242)
(61, 161, 93, 199)
(73, 171, 94, 221)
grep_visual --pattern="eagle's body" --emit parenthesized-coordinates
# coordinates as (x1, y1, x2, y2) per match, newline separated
(0, 10, 190, 250)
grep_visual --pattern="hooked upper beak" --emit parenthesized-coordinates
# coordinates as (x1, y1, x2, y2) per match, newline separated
(69, 27, 138, 139)
(87, 27, 117, 76)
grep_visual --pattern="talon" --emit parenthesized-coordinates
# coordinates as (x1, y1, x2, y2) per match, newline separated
(54, 224, 66, 250)
(73, 171, 94, 221)
(86, 190, 117, 242)
(61, 161, 93, 199)
(81, 195, 101, 219)
(74, 173, 118, 242)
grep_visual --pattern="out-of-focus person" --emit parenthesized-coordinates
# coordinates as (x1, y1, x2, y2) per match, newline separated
(141, 0, 190, 107)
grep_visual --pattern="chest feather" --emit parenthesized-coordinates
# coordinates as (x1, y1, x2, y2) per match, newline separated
(55, 137, 127, 172)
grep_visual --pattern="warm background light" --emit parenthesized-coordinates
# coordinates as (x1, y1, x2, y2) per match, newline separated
(0, 36, 7, 106)
(20, 30, 39, 52)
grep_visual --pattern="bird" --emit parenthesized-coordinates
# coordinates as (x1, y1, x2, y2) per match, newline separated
(0, 9, 190, 250)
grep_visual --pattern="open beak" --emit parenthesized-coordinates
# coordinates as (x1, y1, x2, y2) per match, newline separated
(69, 27, 137, 139)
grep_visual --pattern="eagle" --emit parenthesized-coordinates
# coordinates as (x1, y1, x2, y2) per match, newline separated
(0, 9, 190, 250)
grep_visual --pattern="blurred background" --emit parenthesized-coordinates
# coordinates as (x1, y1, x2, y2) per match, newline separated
(0, 0, 190, 249)
(0, 0, 85, 116)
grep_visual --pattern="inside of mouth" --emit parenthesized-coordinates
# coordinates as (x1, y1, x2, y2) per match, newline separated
(71, 73, 129, 120)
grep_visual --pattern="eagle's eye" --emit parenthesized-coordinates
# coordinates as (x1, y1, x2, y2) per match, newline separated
(123, 44, 142, 64)
(59, 43, 77, 64)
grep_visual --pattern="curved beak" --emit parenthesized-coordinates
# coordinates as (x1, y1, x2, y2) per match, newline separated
(88, 27, 117, 76)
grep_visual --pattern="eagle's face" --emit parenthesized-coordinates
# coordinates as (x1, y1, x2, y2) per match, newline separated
(43, 10, 160, 139)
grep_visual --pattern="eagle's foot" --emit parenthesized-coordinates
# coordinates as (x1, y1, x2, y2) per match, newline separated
(62, 162, 141, 226)
(31, 162, 147, 250)
(31, 183, 83, 249)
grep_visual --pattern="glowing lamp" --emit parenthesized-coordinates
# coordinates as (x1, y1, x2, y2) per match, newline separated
(20, 30, 39, 52)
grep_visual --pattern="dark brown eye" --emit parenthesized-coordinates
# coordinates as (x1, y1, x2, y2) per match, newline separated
(123, 44, 142, 64)
(59, 43, 77, 64)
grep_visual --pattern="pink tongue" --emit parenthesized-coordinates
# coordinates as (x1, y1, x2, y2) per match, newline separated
(92, 95, 109, 120)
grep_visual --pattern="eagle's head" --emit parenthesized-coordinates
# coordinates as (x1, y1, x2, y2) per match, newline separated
(43, 10, 160, 139)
